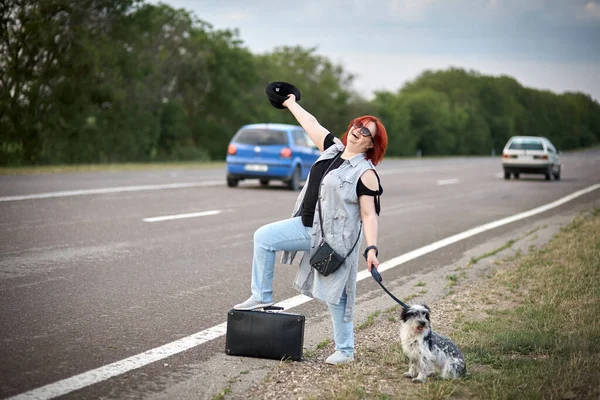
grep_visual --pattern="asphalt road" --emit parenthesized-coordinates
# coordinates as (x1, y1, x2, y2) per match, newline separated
(1, 151, 599, 399)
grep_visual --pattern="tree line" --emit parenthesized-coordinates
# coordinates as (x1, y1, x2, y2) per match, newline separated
(1, 0, 599, 166)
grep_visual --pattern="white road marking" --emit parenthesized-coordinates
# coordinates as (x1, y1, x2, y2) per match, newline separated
(437, 178, 459, 185)
(378, 166, 461, 175)
(9, 323, 228, 400)
(0, 181, 224, 202)
(363, 182, 600, 278)
(143, 210, 222, 222)
(10, 183, 600, 400)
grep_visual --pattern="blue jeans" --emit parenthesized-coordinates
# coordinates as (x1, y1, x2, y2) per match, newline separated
(251, 216, 354, 356)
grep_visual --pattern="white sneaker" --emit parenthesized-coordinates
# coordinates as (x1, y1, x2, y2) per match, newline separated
(233, 296, 274, 310)
(325, 350, 354, 365)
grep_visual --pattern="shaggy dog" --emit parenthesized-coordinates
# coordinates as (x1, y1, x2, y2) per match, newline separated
(399, 304, 466, 383)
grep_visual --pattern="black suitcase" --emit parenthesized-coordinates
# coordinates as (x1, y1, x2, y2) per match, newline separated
(225, 307, 305, 361)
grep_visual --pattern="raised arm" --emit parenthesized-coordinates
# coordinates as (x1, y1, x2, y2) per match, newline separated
(283, 94, 330, 151)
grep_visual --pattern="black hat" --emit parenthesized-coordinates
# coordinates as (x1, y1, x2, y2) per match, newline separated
(265, 81, 301, 109)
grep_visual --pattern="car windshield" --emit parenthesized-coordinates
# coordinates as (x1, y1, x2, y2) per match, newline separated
(234, 129, 287, 145)
(508, 140, 544, 151)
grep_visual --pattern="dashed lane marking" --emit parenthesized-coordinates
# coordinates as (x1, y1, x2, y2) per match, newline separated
(437, 178, 459, 185)
(143, 210, 222, 222)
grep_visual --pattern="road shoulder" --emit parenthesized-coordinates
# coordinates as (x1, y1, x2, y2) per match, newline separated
(145, 201, 598, 400)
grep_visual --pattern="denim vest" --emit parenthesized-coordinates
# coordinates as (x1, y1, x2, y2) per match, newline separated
(281, 139, 376, 322)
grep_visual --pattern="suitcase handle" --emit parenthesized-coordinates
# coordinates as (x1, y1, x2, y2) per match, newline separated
(262, 305, 284, 311)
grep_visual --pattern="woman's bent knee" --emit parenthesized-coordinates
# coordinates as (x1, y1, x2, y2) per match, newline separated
(254, 223, 273, 246)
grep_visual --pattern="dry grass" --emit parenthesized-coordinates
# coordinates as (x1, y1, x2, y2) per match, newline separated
(234, 210, 600, 400)
(452, 211, 600, 400)
(0, 161, 223, 175)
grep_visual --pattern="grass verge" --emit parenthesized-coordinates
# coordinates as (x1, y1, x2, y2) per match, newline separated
(0, 161, 224, 175)
(242, 211, 600, 400)
(452, 212, 600, 399)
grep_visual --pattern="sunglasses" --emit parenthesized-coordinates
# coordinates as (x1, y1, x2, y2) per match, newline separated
(352, 122, 373, 141)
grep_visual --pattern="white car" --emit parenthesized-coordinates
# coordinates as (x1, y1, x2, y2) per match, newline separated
(502, 136, 561, 180)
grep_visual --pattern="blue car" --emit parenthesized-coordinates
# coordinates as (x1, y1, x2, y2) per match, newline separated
(226, 123, 321, 190)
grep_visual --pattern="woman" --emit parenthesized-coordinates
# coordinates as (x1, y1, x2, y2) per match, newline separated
(234, 93, 388, 365)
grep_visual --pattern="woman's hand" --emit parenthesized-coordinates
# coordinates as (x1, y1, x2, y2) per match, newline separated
(366, 251, 379, 272)
(283, 94, 296, 108)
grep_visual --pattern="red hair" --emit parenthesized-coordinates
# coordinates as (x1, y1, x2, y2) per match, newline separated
(340, 115, 388, 166)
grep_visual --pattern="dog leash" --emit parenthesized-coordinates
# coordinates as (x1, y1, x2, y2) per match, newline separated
(370, 268, 409, 310)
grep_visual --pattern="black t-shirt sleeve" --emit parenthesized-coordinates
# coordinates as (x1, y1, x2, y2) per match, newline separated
(323, 133, 335, 150)
(357, 172, 383, 215)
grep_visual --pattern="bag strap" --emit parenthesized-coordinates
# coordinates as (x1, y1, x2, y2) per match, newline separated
(316, 152, 361, 258)
(370, 268, 409, 309)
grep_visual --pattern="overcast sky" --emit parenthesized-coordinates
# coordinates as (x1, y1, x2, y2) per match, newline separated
(150, 0, 600, 101)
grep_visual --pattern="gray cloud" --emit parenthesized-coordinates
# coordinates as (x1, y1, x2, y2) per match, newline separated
(150, 0, 600, 99)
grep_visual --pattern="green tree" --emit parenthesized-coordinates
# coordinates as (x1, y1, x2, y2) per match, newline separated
(251, 46, 358, 137)
(370, 90, 412, 156)
(402, 89, 454, 156)
(2, 2, 598, 166)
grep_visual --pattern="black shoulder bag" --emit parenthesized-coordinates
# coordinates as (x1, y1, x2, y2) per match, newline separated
(309, 153, 362, 277)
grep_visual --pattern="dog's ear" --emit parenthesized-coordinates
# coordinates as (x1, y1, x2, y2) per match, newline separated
(423, 305, 431, 321)
(400, 307, 410, 322)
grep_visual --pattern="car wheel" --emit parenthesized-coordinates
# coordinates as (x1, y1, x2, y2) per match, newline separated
(545, 165, 553, 181)
(227, 175, 239, 187)
(260, 179, 269, 186)
(287, 167, 301, 191)
(504, 170, 511, 180)
(554, 167, 561, 180)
